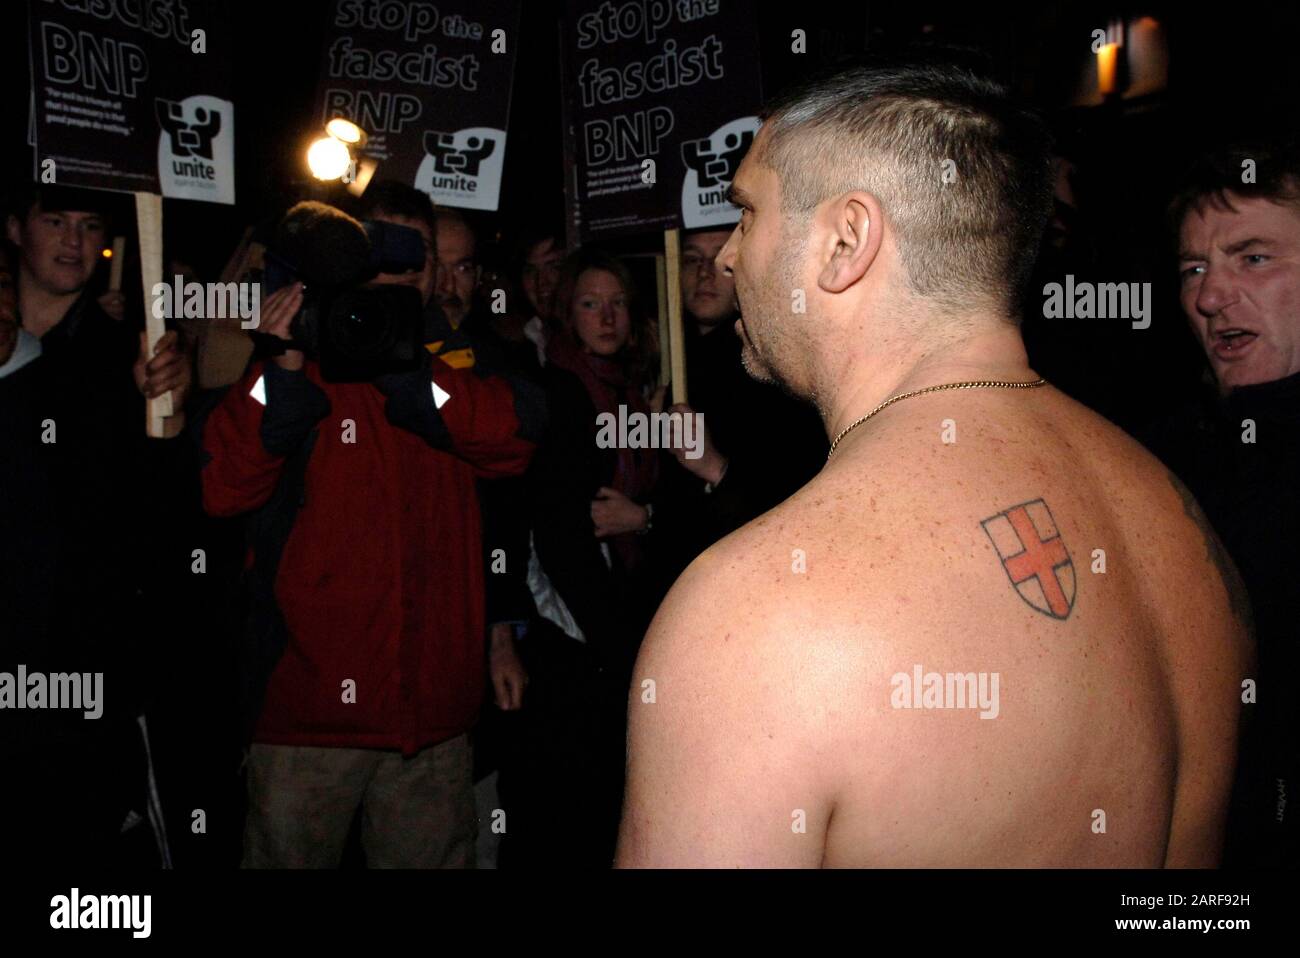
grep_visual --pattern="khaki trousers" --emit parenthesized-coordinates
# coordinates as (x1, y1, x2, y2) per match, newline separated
(242, 734, 477, 869)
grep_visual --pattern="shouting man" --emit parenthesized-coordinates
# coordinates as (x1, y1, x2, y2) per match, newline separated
(617, 64, 1252, 867)
(1156, 138, 1300, 866)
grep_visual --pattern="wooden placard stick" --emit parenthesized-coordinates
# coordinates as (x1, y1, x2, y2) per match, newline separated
(108, 236, 126, 292)
(134, 191, 172, 436)
(654, 251, 670, 392)
(663, 227, 687, 406)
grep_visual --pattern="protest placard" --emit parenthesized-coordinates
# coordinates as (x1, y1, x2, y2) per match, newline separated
(28, 0, 236, 203)
(312, 0, 521, 211)
(562, 0, 762, 241)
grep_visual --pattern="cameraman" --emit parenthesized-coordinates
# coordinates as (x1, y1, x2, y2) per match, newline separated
(358, 183, 536, 727)
(200, 201, 543, 868)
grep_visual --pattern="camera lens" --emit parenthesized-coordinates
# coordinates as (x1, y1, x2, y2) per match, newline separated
(318, 284, 422, 382)
(330, 292, 397, 359)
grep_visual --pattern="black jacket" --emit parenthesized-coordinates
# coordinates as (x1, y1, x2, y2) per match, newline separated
(655, 320, 826, 582)
(529, 364, 667, 679)
(1, 297, 156, 738)
(1147, 371, 1300, 867)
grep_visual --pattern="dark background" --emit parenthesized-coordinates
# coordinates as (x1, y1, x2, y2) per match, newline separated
(5, 3, 1297, 263)
(3, 1, 1298, 474)
(4, 0, 1300, 870)
(4, 0, 1298, 461)
(4, 0, 1300, 430)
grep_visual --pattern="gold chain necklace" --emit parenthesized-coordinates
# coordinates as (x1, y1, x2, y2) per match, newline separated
(827, 378, 1048, 460)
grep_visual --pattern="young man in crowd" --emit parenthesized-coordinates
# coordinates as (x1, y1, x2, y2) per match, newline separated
(2, 185, 192, 865)
(655, 227, 827, 580)
(518, 228, 566, 367)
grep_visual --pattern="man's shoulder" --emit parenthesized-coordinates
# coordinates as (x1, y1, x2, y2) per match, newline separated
(644, 483, 906, 687)
(632, 479, 960, 837)
(660, 410, 1132, 658)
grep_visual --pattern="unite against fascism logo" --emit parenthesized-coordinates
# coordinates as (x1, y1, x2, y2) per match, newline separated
(415, 126, 507, 210)
(155, 94, 235, 202)
(680, 116, 757, 228)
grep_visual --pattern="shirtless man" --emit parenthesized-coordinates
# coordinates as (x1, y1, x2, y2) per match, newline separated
(616, 64, 1252, 867)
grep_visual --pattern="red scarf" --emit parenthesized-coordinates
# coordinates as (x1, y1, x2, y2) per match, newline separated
(547, 334, 659, 571)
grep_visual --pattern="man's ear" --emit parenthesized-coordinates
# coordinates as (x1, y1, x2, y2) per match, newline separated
(5, 214, 23, 250)
(817, 191, 883, 294)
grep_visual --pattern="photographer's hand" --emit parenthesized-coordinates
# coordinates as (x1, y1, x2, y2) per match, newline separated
(262, 283, 305, 371)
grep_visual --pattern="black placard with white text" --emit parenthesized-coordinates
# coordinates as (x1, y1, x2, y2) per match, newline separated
(27, 0, 236, 203)
(311, 0, 521, 211)
(562, 0, 763, 241)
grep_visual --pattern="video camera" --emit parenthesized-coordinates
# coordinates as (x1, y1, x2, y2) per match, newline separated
(259, 210, 429, 383)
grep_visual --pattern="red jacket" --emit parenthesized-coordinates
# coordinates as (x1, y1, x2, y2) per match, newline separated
(202, 356, 537, 754)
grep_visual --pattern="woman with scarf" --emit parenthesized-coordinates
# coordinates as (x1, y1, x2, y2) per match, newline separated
(533, 249, 666, 683)
(510, 248, 667, 867)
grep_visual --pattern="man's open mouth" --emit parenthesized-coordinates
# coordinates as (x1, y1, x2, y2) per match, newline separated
(1211, 328, 1259, 358)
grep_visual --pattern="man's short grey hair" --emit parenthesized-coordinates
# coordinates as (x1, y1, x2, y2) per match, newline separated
(759, 63, 1054, 316)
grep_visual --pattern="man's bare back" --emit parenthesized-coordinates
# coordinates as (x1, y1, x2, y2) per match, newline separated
(617, 386, 1251, 867)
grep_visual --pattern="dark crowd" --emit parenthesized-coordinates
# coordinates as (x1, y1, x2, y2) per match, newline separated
(2, 74, 1298, 872)
(0, 171, 829, 868)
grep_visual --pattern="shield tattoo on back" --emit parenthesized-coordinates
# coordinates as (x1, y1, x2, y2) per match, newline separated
(981, 498, 1076, 619)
